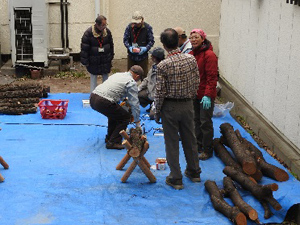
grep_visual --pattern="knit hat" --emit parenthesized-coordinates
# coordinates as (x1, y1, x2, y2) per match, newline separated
(149, 47, 165, 61)
(190, 29, 207, 40)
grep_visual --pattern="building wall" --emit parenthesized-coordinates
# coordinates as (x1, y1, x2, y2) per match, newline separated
(218, 0, 300, 149)
(0, 0, 221, 59)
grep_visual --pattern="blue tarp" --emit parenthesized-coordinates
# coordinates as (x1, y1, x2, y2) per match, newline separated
(0, 93, 299, 225)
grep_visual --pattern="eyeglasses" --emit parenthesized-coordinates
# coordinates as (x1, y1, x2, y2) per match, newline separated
(189, 36, 201, 40)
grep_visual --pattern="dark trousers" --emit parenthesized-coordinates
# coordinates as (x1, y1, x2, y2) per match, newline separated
(193, 99, 214, 152)
(90, 93, 131, 144)
(138, 89, 152, 108)
(161, 99, 201, 180)
(127, 57, 149, 79)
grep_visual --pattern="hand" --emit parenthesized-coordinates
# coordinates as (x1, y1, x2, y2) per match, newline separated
(135, 121, 142, 129)
(200, 96, 211, 110)
(154, 113, 162, 124)
(129, 46, 134, 53)
(138, 47, 147, 55)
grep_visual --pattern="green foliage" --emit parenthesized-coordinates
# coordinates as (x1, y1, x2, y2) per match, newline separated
(54, 71, 87, 78)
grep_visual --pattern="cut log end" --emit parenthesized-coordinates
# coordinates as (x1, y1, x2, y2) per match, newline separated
(274, 169, 289, 182)
(128, 147, 140, 158)
(235, 212, 247, 225)
(242, 161, 257, 175)
(271, 183, 279, 191)
(248, 209, 258, 221)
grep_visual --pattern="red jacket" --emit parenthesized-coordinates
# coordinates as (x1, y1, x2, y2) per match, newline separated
(190, 42, 218, 100)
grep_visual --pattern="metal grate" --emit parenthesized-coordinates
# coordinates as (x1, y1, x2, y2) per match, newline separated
(286, 0, 300, 6)
(14, 8, 33, 61)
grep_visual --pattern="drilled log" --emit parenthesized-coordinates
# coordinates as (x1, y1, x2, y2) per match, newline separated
(0, 106, 37, 115)
(0, 156, 9, 169)
(205, 180, 247, 225)
(223, 166, 282, 215)
(220, 123, 257, 175)
(223, 176, 258, 222)
(0, 87, 43, 99)
(0, 97, 40, 104)
(0, 82, 42, 92)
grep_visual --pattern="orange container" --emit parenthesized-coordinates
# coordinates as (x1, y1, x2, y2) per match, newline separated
(38, 99, 69, 119)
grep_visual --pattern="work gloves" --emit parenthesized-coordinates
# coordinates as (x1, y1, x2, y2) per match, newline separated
(138, 47, 147, 55)
(201, 96, 211, 110)
(128, 46, 134, 53)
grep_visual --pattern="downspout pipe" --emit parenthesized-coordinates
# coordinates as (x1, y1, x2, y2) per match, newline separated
(95, 0, 100, 18)
(65, 0, 69, 49)
(60, 0, 65, 49)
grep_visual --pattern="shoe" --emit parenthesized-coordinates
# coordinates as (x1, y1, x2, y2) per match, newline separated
(146, 106, 151, 113)
(106, 142, 125, 150)
(184, 170, 201, 182)
(165, 176, 184, 190)
(105, 135, 110, 143)
(198, 152, 213, 160)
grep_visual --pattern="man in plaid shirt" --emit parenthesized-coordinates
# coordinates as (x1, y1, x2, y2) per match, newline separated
(154, 28, 201, 190)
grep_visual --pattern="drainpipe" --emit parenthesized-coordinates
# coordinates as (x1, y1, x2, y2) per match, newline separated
(95, 0, 100, 18)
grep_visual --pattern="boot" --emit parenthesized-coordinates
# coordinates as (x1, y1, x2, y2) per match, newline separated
(198, 148, 213, 160)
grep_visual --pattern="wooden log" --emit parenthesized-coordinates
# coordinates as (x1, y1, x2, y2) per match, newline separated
(0, 87, 43, 99)
(223, 176, 258, 222)
(0, 173, 4, 182)
(223, 166, 282, 214)
(0, 97, 40, 104)
(0, 82, 42, 92)
(214, 138, 260, 183)
(119, 130, 130, 140)
(0, 156, 9, 169)
(116, 153, 131, 170)
(122, 140, 132, 150)
(220, 123, 257, 175)
(0, 106, 37, 115)
(244, 138, 289, 182)
(204, 180, 247, 225)
(121, 160, 138, 183)
(135, 158, 156, 183)
(141, 141, 151, 168)
(128, 147, 140, 158)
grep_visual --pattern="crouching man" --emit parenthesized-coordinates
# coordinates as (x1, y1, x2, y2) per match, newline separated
(90, 65, 144, 149)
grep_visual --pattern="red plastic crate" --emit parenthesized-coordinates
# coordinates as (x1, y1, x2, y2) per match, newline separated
(38, 99, 69, 119)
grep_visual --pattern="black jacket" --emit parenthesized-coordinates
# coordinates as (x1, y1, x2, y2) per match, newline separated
(80, 26, 114, 75)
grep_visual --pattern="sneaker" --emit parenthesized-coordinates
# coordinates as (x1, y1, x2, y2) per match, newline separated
(198, 152, 213, 160)
(165, 176, 184, 190)
(184, 170, 201, 182)
(106, 142, 125, 150)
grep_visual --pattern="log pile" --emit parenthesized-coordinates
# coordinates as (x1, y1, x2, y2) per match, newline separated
(0, 81, 49, 115)
(206, 122, 290, 222)
(116, 128, 156, 183)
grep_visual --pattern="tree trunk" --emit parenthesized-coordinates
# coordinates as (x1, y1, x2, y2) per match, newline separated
(223, 176, 259, 222)
(223, 166, 282, 218)
(220, 123, 257, 175)
(204, 180, 247, 225)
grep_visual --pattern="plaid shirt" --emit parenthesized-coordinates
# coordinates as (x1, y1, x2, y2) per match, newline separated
(155, 48, 200, 113)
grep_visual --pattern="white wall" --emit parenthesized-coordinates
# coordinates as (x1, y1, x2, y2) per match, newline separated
(219, 0, 300, 149)
(0, 0, 221, 59)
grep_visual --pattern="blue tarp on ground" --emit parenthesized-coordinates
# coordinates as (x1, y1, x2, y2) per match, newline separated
(0, 93, 299, 225)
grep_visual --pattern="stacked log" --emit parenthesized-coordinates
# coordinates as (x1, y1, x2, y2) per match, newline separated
(0, 81, 49, 115)
(210, 122, 289, 221)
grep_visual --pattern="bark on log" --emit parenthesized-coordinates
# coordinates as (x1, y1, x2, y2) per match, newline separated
(214, 138, 261, 183)
(223, 166, 282, 217)
(0, 173, 4, 182)
(223, 176, 258, 222)
(244, 138, 289, 182)
(0, 97, 40, 104)
(0, 87, 43, 99)
(204, 180, 247, 225)
(220, 123, 257, 175)
(0, 156, 9, 169)
(0, 106, 37, 115)
(0, 82, 42, 92)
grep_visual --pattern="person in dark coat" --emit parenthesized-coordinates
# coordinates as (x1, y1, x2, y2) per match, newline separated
(80, 15, 114, 92)
(189, 29, 218, 160)
(123, 11, 155, 78)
